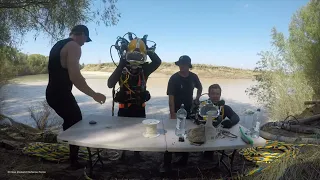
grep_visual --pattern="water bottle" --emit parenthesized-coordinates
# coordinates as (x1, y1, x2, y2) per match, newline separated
(175, 104, 187, 137)
(205, 110, 216, 141)
(251, 108, 261, 138)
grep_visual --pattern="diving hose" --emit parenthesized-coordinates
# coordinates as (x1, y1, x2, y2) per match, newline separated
(109, 32, 156, 116)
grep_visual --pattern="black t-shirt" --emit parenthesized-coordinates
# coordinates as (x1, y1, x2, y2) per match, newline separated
(167, 72, 202, 114)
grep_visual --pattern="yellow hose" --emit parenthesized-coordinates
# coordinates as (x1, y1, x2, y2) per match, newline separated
(239, 140, 319, 176)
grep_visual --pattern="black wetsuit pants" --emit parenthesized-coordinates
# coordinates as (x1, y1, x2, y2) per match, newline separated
(163, 115, 192, 167)
(46, 93, 82, 164)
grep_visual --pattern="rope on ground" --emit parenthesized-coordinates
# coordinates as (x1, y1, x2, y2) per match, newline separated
(22, 142, 122, 162)
(22, 142, 89, 162)
(239, 140, 319, 177)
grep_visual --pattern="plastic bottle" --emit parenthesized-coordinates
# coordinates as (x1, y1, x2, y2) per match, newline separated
(175, 104, 187, 137)
(252, 108, 261, 138)
(205, 110, 216, 141)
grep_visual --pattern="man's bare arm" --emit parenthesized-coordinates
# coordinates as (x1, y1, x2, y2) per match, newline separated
(196, 86, 203, 100)
(169, 95, 176, 118)
(195, 75, 203, 100)
(67, 42, 96, 98)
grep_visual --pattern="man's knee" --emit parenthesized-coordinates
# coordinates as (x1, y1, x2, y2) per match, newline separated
(62, 112, 82, 131)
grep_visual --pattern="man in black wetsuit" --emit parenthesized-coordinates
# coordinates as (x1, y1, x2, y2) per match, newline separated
(202, 83, 240, 160)
(46, 25, 106, 170)
(107, 37, 161, 160)
(161, 55, 203, 172)
(207, 84, 240, 128)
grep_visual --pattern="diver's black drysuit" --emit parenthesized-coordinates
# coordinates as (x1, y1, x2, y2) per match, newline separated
(107, 51, 161, 117)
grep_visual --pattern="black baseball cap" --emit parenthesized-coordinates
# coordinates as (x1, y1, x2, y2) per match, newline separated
(71, 25, 92, 42)
(175, 55, 192, 68)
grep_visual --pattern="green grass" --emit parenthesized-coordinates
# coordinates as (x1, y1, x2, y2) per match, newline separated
(82, 62, 258, 79)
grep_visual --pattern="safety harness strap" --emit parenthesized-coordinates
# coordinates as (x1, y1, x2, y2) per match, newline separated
(119, 102, 146, 109)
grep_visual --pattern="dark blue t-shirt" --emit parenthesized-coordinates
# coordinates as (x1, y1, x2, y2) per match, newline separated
(167, 72, 202, 114)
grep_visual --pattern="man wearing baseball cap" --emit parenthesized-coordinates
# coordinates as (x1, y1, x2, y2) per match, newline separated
(69, 24, 92, 44)
(46, 25, 106, 170)
(168, 55, 202, 119)
(161, 55, 203, 172)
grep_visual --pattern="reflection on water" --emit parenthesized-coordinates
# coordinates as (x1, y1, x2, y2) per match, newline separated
(0, 73, 265, 129)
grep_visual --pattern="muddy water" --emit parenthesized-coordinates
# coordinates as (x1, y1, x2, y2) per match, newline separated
(0, 72, 265, 129)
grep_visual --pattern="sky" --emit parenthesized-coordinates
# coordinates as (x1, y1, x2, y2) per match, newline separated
(20, 0, 309, 69)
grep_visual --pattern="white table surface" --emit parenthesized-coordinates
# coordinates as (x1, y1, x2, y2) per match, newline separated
(163, 119, 267, 152)
(57, 114, 167, 152)
(57, 114, 267, 152)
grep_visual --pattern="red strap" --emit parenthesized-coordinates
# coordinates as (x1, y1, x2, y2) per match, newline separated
(119, 103, 145, 108)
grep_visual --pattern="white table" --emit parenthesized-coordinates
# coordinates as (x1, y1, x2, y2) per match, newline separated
(163, 119, 266, 152)
(57, 115, 266, 177)
(163, 119, 266, 176)
(57, 114, 166, 152)
(57, 114, 167, 177)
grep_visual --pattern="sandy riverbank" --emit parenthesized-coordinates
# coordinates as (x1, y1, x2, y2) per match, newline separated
(81, 70, 181, 78)
(82, 62, 257, 79)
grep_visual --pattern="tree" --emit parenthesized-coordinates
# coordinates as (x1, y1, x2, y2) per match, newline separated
(0, 0, 120, 83)
(0, 46, 23, 83)
(27, 54, 49, 74)
(245, 27, 293, 108)
(0, 0, 121, 46)
(288, 0, 320, 99)
(246, 0, 318, 120)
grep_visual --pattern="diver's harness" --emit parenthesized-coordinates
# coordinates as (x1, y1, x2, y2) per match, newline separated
(113, 68, 151, 108)
(109, 32, 156, 115)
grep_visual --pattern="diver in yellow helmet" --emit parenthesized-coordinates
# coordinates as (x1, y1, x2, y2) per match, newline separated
(125, 38, 148, 67)
(107, 37, 162, 161)
(108, 37, 162, 116)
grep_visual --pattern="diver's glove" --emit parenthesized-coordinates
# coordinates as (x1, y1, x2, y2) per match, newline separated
(147, 44, 156, 53)
(119, 56, 128, 67)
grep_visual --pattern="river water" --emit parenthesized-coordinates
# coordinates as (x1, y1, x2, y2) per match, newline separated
(0, 72, 266, 129)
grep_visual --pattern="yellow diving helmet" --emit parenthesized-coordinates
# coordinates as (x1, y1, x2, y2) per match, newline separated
(126, 38, 147, 67)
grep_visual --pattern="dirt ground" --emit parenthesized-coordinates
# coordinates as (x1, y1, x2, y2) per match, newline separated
(0, 146, 258, 180)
